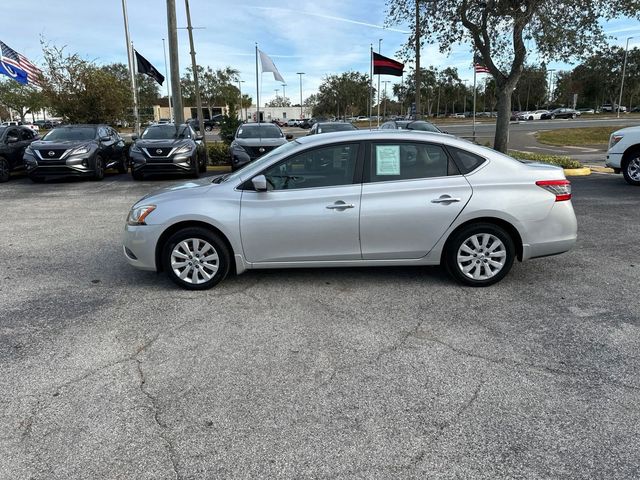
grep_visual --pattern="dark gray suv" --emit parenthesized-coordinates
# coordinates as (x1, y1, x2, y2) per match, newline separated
(229, 123, 292, 171)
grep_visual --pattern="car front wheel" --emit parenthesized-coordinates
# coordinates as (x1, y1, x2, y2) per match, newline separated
(92, 155, 105, 181)
(622, 155, 640, 186)
(0, 157, 10, 183)
(162, 227, 230, 290)
(444, 223, 515, 287)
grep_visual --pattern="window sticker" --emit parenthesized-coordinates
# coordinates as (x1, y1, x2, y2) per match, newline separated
(376, 145, 401, 175)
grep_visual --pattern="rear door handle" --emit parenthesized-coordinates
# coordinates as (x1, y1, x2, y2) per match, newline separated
(431, 195, 461, 204)
(326, 201, 355, 210)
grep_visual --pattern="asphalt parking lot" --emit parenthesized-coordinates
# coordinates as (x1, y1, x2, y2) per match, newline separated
(1, 172, 639, 479)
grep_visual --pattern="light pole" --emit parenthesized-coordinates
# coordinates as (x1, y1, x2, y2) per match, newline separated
(382, 80, 391, 119)
(282, 83, 287, 103)
(275, 88, 279, 102)
(296, 72, 305, 118)
(618, 36, 633, 119)
(462, 79, 469, 115)
(162, 38, 173, 122)
(547, 69, 556, 108)
(377, 38, 382, 126)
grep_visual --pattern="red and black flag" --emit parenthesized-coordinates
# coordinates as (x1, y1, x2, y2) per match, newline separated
(373, 52, 404, 76)
(135, 50, 165, 85)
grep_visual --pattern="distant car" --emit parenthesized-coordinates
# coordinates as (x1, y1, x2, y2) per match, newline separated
(630, 107, 640, 113)
(286, 119, 299, 127)
(356, 116, 369, 122)
(606, 125, 640, 185)
(204, 115, 223, 131)
(577, 108, 595, 114)
(129, 123, 207, 180)
(299, 118, 317, 129)
(271, 119, 287, 127)
(518, 110, 550, 121)
(24, 123, 40, 133)
(601, 104, 626, 113)
(229, 123, 292, 171)
(307, 121, 357, 135)
(23, 124, 127, 182)
(379, 120, 442, 133)
(541, 108, 580, 120)
(452, 113, 465, 119)
(0, 125, 39, 182)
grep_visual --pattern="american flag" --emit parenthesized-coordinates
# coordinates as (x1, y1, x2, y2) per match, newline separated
(0, 41, 43, 86)
(473, 54, 490, 74)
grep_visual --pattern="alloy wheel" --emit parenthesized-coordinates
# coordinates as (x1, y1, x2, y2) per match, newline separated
(170, 238, 219, 285)
(456, 233, 507, 280)
(627, 157, 640, 182)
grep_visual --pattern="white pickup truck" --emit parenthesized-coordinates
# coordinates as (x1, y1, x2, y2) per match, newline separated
(606, 126, 640, 185)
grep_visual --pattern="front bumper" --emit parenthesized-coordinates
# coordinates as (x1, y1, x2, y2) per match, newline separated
(25, 152, 96, 178)
(123, 223, 164, 271)
(130, 151, 196, 175)
(605, 152, 622, 169)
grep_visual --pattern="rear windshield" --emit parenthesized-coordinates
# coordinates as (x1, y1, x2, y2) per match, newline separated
(406, 121, 441, 133)
(43, 127, 97, 141)
(317, 123, 356, 133)
(142, 125, 190, 139)
(236, 125, 283, 139)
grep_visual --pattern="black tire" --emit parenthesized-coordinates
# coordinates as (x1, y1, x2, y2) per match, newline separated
(571, 114, 576, 119)
(132, 169, 144, 181)
(0, 157, 9, 183)
(205, 126, 213, 132)
(162, 227, 230, 290)
(444, 223, 515, 287)
(92, 155, 105, 181)
(199, 155, 207, 173)
(622, 155, 640, 186)
(191, 157, 200, 178)
(550, 114, 556, 120)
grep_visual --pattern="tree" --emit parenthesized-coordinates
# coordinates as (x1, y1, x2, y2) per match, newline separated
(0, 80, 45, 122)
(511, 65, 548, 111)
(102, 63, 160, 122)
(313, 72, 374, 118)
(181, 65, 240, 109)
(387, 0, 639, 152)
(265, 95, 291, 107)
(39, 44, 131, 124)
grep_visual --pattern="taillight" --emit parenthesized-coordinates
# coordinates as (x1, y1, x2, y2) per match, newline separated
(536, 179, 571, 201)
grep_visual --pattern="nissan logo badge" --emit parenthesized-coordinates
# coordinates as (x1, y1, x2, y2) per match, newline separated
(259, 147, 265, 153)
(156, 149, 163, 154)
(48, 151, 55, 157)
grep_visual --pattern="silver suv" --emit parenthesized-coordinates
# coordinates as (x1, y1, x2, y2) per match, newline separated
(124, 130, 577, 289)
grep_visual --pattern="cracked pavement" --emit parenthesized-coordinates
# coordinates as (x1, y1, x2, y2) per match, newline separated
(1, 172, 639, 479)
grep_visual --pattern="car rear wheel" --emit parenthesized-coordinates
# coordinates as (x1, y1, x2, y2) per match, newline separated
(550, 114, 556, 120)
(92, 155, 105, 181)
(199, 155, 207, 173)
(162, 227, 230, 290)
(571, 113, 576, 119)
(0, 157, 9, 183)
(622, 155, 640, 186)
(444, 223, 515, 287)
(116, 154, 128, 174)
(132, 169, 144, 181)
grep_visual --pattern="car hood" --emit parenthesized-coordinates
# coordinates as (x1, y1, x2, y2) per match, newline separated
(613, 125, 640, 136)
(234, 138, 287, 147)
(135, 177, 215, 206)
(30, 139, 96, 149)
(135, 139, 192, 149)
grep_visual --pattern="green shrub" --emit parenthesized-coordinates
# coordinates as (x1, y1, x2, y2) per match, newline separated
(207, 142, 230, 166)
(508, 150, 583, 169)
(219, 115, 242, 145)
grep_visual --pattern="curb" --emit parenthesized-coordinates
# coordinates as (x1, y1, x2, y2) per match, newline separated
(587, 165, 615, 173)
(206, 166, 231, 173)
(563, 167, 591, 176)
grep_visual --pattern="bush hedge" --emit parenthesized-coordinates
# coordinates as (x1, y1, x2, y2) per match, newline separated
(508, 150, 583, 169)
(207, 142, 230, 166)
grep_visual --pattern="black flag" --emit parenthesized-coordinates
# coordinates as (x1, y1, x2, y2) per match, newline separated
(134, 50, 164, 85)
(373, 52, 404, 77)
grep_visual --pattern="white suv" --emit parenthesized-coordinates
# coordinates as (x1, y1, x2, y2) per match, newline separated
(606, 125, 640, 185)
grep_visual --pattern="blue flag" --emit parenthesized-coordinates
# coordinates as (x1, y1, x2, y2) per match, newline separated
(0, 41, 28, 84)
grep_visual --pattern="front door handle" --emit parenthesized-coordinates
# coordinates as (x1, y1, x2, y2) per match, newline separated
(326, 201, 355, 210)
(431, 195, 462, 204)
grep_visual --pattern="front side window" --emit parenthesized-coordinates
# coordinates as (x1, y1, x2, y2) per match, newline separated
(20, 128, 35, 141)
(261, 143, 359, 190)
(369, 142, 454, 182)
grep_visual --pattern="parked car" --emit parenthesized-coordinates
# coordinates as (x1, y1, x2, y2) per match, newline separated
(204, 115, 223, 131)
(129, 123, 207, 180)
(229, 123, 292, 171)
(34, 120, 55, 130)
(24, 123, 39, 133)
(0, 125, 39, 182)
(518, 110, 550, 121)
(577, 108, 595, 114)
(286, 119, 300, 127)
(123, 129, 577, 290)
(23, 124, 127, 182)
(452, 113, 465, 119)
(271, 119, 287, 127)
(307, 122, 357, 135)
(299, 118, 317, 129)
(541, 108, 581, 120)
(379, 120, 442, 133)
(630, 106, 640, 113)
(601, 104, 626, 113)
(606, 125, 640, 185)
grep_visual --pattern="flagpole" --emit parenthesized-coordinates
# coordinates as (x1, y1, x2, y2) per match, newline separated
(162, 38, 173, 123)
(369, 44, 373, 129)
(472, 66, 477, 142)
(121, 0, 140, 134)
(255, 43, 259, 122)
(377, 39, 382, 127)
(131, 42, 140, 133)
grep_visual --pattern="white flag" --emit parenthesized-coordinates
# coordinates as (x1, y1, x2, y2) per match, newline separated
(258, 49, 285, 83)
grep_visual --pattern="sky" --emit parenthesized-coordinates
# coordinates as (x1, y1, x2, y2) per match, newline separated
(2, 0, 639, 106)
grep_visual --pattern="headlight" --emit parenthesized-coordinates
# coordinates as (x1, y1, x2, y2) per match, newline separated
(70, 144, 91, 156)
(25, 145, 33, 154)
(174, 144, 194, 155)
(130, 143, 142, 153)
(127, 205, 156, 226)
(232, 143, 246, 152)
(609, 134, 623, 150)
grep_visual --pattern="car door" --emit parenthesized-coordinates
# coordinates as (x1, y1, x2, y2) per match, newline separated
(16, 128, 35, 170)
(97, 126, 114, 160)
(4, 127, 24, 168)
(110, 127, 125, 159)
(359, 141, 473, 260)
(240, 142, 363, 263)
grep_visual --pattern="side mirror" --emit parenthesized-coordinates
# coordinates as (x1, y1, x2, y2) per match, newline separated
(131, 134, 138, 141)
(251, 174, 268, 192)
(285, 134, 293, 140)
(100, 135, 111, 142)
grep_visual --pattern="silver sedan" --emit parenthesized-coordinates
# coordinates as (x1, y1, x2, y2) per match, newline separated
(123, 130, 577, 289)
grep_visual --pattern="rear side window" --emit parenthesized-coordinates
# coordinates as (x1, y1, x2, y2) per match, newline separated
(448, 147, 486, 174)
(368, 142, 458, 182)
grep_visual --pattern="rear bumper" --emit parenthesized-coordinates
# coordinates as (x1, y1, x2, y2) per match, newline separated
(522, 200, 577, 261)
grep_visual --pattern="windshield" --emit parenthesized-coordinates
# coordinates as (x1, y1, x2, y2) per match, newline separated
(406, 122, 441, 133)
(217, 141, 300, 184)
(317, 123, 356, 133)
(141, 125, 190, 140)
(236, 125, 283, 139)
(43, 127, 97, 141)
